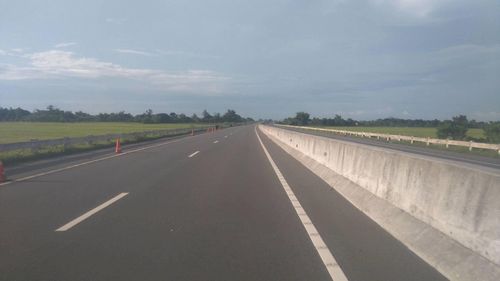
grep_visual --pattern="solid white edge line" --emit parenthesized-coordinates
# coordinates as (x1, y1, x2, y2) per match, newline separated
(0, 135, 191, 187)
(55, 192, 129, 232)
(255, 126, 349, 281)
(188, 151, 200, 158)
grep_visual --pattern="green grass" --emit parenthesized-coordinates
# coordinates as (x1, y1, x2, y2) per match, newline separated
(301, 125, 496, 158)
(0, 122, 203, 144)
(0, 122, 212, 165)
(316, 126, 485, 139)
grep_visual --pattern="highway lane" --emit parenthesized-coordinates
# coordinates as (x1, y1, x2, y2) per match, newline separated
(279, 125, 500, 170)
(0, 125, 446, 281)
(259, 127, 447, 281)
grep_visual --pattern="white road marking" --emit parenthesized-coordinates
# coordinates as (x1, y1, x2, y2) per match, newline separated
(213, 140, 219, 143)
(0, 137, 191, 187)
(188, 151, 200, 158)
(255, 126, 349, 281)
(55, 192, 129, 232)
(224, 136, 228, 138)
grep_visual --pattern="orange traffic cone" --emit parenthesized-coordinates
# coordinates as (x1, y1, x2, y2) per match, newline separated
(115, 138, 122, 154)
(0, 161, 6, 183)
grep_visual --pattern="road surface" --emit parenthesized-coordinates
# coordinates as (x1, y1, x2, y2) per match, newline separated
(0, 125, 447, 281)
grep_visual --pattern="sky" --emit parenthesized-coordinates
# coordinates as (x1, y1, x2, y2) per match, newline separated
(0, 0, 499, 121)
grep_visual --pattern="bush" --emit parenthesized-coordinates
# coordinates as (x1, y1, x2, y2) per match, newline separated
(484, 122, 500, 143)
(437, 115, 468, 140)
(295, 112, 310, 126)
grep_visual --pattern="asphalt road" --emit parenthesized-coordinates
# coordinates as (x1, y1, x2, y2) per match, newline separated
(279, 125, 500, 170)
(0, 125, 447, 281)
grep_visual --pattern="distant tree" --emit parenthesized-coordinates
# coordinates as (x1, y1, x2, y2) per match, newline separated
(74, 111, 96, 122)
(153, 113, 171, 123)
(201, 110, 212, 122)
(28, 105, 74, 122)
(169, 112, 178, 122)
(281, 117, 297, 125)
(484, 122, 500, 143)
(191, 113, 200, 123)
(295, 112, 310, 126)
(177, 113, 193, 123)
(222, 109, 243, 123)
(117, 111, 134, 122)
(213, 112, 221, 123)
(136, 109, 154, 123)
(437, 115, 469, 140)
(0, 106, 254, 124)
(0, 107, 31, 121)
(333, 114, 344, 126)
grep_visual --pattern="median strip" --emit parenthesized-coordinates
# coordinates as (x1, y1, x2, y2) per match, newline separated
(55, 192, 129, 232)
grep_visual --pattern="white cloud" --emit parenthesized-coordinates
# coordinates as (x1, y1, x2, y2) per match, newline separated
(114, 49, 220, 59)
(370, 0, 450, 18)
(156, 49, 221, 59)
(0, 50, 230, 94)
(54, 42, 77, 48)
(114, 49, 154, 56)
(0, 48, 27, 57)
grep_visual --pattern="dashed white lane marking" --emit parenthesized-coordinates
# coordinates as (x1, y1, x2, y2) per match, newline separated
(55, 192, 129, 232)
(188, 151, 200, 158)
(213, 140, 219, 143)
(0, 137, 190, 187)
(224, 135, 228, 138)
(255, 126, 349, 281)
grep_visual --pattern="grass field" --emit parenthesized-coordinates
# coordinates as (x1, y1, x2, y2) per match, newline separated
(318, 126, 485, 139)
(0, 122, 204, 144)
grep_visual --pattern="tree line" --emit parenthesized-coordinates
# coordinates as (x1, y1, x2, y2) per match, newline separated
(0, 106, 253, 124)
(283, 112, 489, 128)
(281, 112, 500, 143)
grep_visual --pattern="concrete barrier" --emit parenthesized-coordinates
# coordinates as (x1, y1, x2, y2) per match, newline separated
(259, 124, 500, 281)
(277, 124, 500, 153)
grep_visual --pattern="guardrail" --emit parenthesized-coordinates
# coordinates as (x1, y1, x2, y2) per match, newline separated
(276, 124, 500, 154)
(0, 126, 213, 154)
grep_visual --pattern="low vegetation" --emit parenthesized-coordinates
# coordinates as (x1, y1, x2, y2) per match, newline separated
(0, 122, 204, 144)
(316, 126, 485, 139)
(281, 112, 499, 143)
(0, 106, 254, 164)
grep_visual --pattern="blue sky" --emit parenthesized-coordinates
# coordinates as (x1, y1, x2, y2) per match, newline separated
(1, 0, 499, 120)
